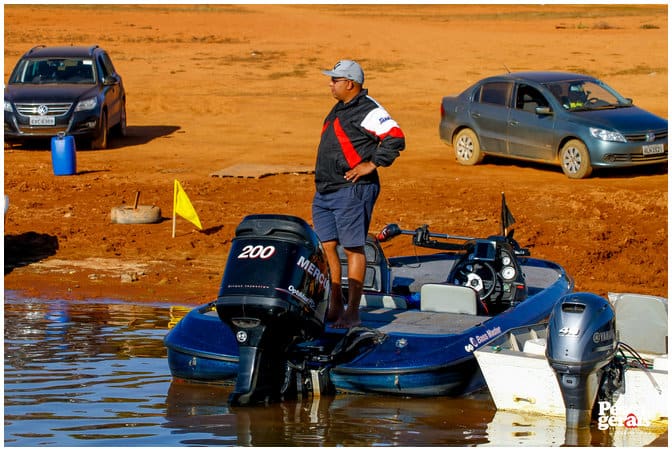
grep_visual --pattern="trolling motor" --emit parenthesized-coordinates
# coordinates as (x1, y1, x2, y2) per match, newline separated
(546, 293, 617, 429)
(215, 215, 330, 406)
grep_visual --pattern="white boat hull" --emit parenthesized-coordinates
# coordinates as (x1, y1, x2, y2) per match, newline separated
(474, 293, 668, 427)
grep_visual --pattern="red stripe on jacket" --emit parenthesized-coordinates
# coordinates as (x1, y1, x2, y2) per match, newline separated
(333, 117, 362, 168)
(376, 126, 405, 140)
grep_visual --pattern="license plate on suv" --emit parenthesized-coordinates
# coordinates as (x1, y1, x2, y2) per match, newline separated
(29, 116, 56, 126)
(642, 144, 665, 155)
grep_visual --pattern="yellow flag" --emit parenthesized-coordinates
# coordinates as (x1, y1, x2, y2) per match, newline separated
(173, 179, 202, 229)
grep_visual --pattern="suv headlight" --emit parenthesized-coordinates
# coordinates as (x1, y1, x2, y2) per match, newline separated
(590, 127, 626, 143)
(75, 97, 97, 111)
(4, 100, 13, 112)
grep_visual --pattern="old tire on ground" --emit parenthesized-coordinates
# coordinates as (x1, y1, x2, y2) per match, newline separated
(110, 205, 162, 224)
(453, 128, 484, 165)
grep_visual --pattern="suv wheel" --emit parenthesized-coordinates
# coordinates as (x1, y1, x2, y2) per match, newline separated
(112, 101, 127, 138)
(91, 111, 108, 149)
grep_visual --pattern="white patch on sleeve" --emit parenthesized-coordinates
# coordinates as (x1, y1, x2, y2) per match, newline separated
(360, 106, 399, 137)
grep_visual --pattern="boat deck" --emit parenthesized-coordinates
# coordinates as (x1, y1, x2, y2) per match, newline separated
(359, 308, 489, 335)
(351, 259, 565, 336)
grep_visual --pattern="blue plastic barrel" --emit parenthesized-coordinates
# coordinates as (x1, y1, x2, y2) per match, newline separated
(51, 133, 77, 176)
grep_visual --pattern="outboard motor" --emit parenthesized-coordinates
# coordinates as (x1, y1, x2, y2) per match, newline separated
(215, 215, 330, 406)
(546, 293, 617, 429)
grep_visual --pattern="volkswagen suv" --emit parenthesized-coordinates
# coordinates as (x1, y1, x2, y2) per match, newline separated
(4, 45, 126, 149)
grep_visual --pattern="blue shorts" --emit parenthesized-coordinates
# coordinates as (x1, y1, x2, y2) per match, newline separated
(312, 183, 380, 248)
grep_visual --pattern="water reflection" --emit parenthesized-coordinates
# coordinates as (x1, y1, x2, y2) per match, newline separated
(4, 294, 666, 447)
(164, 381, 495, 446)
(4, 295, 172, 447)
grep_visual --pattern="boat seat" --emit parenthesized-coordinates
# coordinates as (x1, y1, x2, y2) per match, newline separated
(608, 292, 668, 354)
(420, 283, 478, 314)
(360, 293, 407, 309)
(337, 234, 390, 293)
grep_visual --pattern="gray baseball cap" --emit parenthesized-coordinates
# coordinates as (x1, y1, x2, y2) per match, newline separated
(322, 59, 364, 84)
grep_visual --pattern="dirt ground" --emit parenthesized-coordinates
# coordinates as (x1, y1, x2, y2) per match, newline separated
(3, 4, 668, 306)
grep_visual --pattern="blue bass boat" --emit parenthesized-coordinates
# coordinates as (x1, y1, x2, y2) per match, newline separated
(165, 208, 573, 406)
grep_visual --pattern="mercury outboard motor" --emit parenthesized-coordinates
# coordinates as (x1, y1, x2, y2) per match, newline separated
(215, 215, 330, 406)
(546, 293, 617, 429)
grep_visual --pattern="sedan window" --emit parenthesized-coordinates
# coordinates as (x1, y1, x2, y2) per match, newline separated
(515, 85, 549, 113)
(477, 82, 512, 107)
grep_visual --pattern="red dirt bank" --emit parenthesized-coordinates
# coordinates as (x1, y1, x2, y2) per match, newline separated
(3, 5, 668, 305)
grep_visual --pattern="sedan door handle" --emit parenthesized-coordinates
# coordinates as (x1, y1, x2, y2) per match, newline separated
(471, 113, 481, 119)
(508, 120, 519, 127)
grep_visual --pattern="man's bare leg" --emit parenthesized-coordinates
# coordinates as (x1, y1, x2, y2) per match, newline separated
(334, 246, 365, 328)
(322, 240, 344, 322)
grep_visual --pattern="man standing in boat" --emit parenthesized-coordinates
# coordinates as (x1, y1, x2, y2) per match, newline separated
(312, 59, 405, 328)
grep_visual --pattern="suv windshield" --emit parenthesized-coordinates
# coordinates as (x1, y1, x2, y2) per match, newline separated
(544, 79, 629, 111)
(9, 58, 96, 85)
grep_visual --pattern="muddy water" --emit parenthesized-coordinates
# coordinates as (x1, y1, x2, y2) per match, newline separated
(3, 293, 666, 447)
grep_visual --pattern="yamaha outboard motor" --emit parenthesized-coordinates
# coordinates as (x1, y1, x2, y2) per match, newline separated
(546, 293, 617, 429)
(215, 215, 330, 406)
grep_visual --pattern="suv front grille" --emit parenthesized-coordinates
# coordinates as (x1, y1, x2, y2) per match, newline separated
(15, 102, 72, 117)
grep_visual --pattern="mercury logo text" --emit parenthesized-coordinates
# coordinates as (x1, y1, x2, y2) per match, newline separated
(296, 256, 330, 290)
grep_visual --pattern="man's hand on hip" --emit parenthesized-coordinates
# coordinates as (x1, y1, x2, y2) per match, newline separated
(344, 161, 377, 183)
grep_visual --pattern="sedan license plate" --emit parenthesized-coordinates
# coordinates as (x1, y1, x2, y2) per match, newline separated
(29, 116, 55, 126)
(642, 144, 664, 155)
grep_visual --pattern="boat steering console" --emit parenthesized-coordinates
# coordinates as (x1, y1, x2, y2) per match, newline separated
(378, 224, 529, 314)
(447, 236, 528, 314)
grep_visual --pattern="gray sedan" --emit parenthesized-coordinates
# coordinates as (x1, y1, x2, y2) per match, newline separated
(439, 71, 667, 178)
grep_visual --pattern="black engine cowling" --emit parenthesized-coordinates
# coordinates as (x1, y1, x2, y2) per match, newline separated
(546, 293, 617, 429)
(215, 214, 330, 406)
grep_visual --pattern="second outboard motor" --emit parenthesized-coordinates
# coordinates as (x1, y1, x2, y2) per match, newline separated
(546, 293, 617, 429)
(215, 215, 330, 406)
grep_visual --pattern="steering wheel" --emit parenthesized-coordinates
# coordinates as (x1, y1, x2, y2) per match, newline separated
(450, 260, 497, 301)
(586, 97, 609, 107)
(450, 260, 498, 302)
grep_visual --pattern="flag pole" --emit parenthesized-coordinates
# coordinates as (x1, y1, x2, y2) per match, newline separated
(172, 180, 177, 238)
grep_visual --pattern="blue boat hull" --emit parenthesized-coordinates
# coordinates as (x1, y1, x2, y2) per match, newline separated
(330, 355, 484, 397)
(164, 303, 238, 382)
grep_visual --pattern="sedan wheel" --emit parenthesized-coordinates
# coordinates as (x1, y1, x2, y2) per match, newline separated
(453, 129, 484, 165)
(560, 139, 592, 179)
